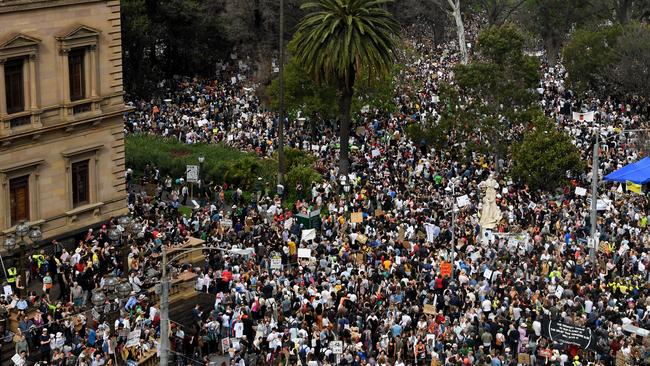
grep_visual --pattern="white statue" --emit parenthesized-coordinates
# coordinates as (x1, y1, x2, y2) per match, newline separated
(479, 174, 502, 230)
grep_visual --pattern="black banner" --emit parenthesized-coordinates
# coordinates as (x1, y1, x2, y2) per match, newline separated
(542, 318, 595, 350)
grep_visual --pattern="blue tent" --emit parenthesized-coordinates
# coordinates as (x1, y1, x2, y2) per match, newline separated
(604, 157, 650, 184)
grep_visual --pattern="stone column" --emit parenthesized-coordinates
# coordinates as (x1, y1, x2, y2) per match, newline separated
(29, 53, 37, 110)
(60, 48, 70, 104)
(88, 45, 97, 98)
(0, 59, 6, 118)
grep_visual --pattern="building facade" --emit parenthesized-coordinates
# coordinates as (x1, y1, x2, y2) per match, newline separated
(0, 0, 129, 245)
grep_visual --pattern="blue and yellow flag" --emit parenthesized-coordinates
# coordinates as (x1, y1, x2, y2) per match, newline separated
(626, 180, 642, 194)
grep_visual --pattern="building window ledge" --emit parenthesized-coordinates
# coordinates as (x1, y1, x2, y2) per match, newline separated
(65, 201, 103, 217)
(2, 219, 45, 235)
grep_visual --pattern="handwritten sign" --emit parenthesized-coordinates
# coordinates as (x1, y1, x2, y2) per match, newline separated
(351, 212, 363, 223)
(423, 304, 437, 315)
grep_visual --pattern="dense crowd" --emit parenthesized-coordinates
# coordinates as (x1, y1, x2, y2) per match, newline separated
(3, 17, 650, 366)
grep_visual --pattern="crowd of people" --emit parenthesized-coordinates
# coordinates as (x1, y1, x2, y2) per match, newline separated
(3, 16, 650, 366)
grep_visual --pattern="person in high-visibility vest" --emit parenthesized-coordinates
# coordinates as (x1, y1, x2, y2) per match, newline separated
(6, 267, 17, 284)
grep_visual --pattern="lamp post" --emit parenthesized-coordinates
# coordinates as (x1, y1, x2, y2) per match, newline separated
(114, 216, 135, 275)
(197, 155, 205, 197)
(340, 175, 351, 195)
(445, 178, 460, 281)
(3, 221, 42, 287)
(159, 245, 250, 365)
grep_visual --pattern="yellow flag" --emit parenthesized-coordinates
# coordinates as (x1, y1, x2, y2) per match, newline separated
(626, 180, 642, 194)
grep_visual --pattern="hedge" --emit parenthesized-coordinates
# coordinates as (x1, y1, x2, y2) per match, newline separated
(125, 134, 322, 201)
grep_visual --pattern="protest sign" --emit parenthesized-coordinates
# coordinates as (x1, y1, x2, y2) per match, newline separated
(423, 304, 437, 315)
(575, 187, 587, 196)
(301, 229, 316, 242)
(270, 255, 282, 270)
(351, 212, 363, 223)
(572, 111, 594, 122)
(456, 194, 470, 208)
(518, 353, 531, 365)
(541, 318, 595, 350)
(298, 248, 311, 259)
(126, 329, 141, 347)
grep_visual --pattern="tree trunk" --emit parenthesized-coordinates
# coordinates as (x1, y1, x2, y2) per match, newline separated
(617, 0, 631, 24)
(545, 38, 559, 68)
(338, 86, 354, 177)
(277, 0, 286, 187)
(448, 0, 468, 64)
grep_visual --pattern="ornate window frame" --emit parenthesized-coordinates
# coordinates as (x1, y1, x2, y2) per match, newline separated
(55, 24, 102, 119)
(0, 158, 44, 231)
(0, 33, 41, 132)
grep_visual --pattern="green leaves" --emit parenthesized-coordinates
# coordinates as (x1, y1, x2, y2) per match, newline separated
(563, 22, 650, 99)
(290, 0, 401, 89)
(511, 118, 584, 191)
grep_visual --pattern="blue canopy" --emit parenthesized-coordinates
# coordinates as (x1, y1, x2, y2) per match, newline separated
(604, 157, 650, 184)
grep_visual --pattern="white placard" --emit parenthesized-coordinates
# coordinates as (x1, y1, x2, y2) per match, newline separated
(456, 195, 470, 208)
(575, 187, 587, 196)
(186, 165, 199, 183)
(231, 76, 237, 85)
(221, 219, 233, 228)
(11, 354, 24, 366)
(126, 329, 141, 347)
(528, 202, 536, 210)
(330, 340, 343, 354)
(483, 269, 493, 280)
(555, 285, 564, 299)
(3, 285, 12, 296)
(298, 248, 312, 258)
(302, 229, 316, 242)
(371, 149, 381, 158)
(270, 256, 282, 270)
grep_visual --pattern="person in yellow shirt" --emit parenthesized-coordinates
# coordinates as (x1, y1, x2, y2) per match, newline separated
(383, 257, 392, 271)
(288, 239, 297, 257)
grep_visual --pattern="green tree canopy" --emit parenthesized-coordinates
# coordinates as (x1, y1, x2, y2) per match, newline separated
(563, 22, 650, 99)
(511, 118, 584, 191)
(450, 24, 539, 163)
(289, 0, 400, 175)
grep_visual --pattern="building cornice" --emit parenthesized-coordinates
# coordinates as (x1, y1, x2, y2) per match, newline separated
(0, 0, 105, 14)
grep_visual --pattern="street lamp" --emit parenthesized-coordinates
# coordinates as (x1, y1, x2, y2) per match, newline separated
(3, 221, 42, 287)
(445, 178, 460, 281)
(91, 289, 107, 308)
(116, 280, 132, 298)
(340, 175, 350, 194)
(198, 155, 205, 189)
(159, 245, 251, 366)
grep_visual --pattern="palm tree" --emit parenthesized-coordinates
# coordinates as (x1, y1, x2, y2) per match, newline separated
(290, 0, 400, 177)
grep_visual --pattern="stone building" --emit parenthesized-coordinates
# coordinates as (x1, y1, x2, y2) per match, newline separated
(0, 0, 129, 246)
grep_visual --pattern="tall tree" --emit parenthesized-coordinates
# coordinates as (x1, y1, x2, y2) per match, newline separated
(452, 25, 539, 168)
(522, 0, 598, 66)
(433, 0, 469, 64)
(476, 0, 526, 26)
(290, 0, 400, 176)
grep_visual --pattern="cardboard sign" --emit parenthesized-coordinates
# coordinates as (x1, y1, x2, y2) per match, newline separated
(575, 187, 587, 196)
(351, 212, 363, 223)
(374, 209, 384, 217)
(518, 353, 531, 365)
(423, 304, 437, 315)
(440, 262, 452, 277)
(599, 241, 610, 254)
(221, 337, 230, 352)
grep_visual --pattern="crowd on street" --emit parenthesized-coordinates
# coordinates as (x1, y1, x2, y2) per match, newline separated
(3, 17, 650, 366)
